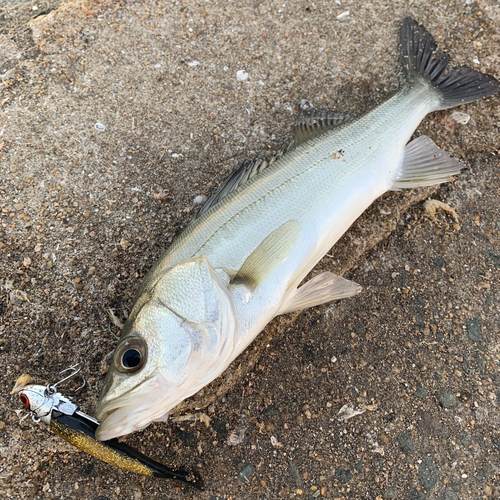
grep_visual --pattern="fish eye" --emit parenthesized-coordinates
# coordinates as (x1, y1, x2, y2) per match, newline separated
(20, 393, 30, 408)
(122, 349, 141, 368)
(115, 338, 147, 373)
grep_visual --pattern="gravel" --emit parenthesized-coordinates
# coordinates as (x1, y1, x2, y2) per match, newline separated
(437, 389, 458, 409)
(1, 1, 499, 499)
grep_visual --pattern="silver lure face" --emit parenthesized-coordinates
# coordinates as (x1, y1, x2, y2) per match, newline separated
(19, 385, 77, 425)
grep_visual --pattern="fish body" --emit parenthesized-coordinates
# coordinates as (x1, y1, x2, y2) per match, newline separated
(96, 18, 499, 441)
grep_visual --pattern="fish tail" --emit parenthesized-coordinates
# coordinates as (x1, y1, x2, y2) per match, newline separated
(399, 17, 499, 110)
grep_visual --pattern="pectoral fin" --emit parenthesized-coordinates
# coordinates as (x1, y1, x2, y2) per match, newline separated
(392, 136, 463, 190)
(277, 272, 361, 316)
(232, 220, 302, 289)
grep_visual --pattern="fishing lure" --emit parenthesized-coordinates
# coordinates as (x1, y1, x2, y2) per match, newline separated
(15, 368, 203, 489)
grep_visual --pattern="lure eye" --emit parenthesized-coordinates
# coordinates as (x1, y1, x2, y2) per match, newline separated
(114, 337, 147, 373)
(20, 393, 30, 408)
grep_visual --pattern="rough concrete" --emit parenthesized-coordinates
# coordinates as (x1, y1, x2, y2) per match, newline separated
(0, 0, 499, 498)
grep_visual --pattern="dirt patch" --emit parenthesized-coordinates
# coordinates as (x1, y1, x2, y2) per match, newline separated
(1, 1, 499, 499)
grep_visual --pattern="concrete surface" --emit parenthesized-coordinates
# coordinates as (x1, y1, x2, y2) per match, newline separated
(0, 0, 499, 499)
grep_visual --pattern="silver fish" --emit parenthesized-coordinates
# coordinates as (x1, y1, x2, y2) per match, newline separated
(95, 18, 499, 440)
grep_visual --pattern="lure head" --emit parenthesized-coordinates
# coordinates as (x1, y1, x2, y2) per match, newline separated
(18, 385, 53, 424)
(95, 257, 237, 441)
(18, 385, 78, 425)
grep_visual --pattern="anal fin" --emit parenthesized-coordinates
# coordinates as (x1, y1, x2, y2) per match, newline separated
(277, 272, 361, 316)
(392, 136, 463, 190)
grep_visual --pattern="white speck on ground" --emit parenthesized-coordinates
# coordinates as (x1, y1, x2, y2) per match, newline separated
(236, 70, 248, 81)
(451, 111, 471, 125)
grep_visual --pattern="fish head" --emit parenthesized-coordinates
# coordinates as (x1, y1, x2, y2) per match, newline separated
(95, 257, 237, 441)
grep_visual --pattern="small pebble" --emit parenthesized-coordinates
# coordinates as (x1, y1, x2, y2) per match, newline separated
(238, 464, 256, 482)
(437, 389, 458, 409)
(334, 469, 352, 484)
(288, 461, 301, 487)
(397, 432, 415, 454)
(466, 318, 482, 341)
(415, 387, 427, 400)
(418, 456, 439, 491)
(382, 486, 398, 499)
(236, 70, 248, 81)
(451, 111, 470, 125)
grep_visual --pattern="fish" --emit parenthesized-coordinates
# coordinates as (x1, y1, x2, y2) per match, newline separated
(95, 18, 499, 441)
(17, 383, 203, 488)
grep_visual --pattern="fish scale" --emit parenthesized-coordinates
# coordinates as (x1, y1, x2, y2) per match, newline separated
(138, 83, 434, 298)
(95, 18, 499, 442)
(164, 82, 435, 284)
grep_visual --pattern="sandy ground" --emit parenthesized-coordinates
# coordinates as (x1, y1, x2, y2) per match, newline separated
(1, 0, 499, 499)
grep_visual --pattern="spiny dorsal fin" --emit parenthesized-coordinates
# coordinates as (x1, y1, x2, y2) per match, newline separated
(191, 102, 350, 221)
(192, 153, 286, 220)
(231, 220, 302, 290)
(293, 100, 352, 147)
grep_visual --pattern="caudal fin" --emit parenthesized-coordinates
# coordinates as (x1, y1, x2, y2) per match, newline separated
(400, 17, 499, 110)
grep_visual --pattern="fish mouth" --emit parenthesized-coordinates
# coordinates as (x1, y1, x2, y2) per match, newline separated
(95, 374, 172, 441)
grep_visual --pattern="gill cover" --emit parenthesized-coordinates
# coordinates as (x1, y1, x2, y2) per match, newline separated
(153, 256, 238, 386)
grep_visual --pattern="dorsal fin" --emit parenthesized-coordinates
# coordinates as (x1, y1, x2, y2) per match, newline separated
(191, 153, 287, 220)
(191, 101, 351, 221)
(293, 100, 352, 147)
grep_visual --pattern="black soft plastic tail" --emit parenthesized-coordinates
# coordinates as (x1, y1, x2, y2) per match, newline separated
(51, 411, 204, 490)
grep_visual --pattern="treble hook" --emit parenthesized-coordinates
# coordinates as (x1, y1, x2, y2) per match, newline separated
(48, 364, 86, 393)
